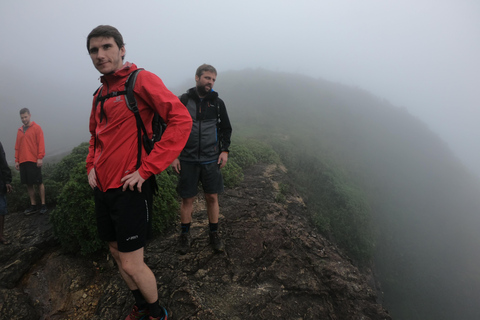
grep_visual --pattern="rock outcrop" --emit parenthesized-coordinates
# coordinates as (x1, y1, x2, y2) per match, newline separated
(0, 163, 391, 320)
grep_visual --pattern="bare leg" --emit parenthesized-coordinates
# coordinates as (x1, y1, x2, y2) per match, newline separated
(39, 183, 46, 205)
(180, 197, 195, 224)
(26, 185, 36, 205)
(109, 242, 158, 303)
(205, 193, 219, 224)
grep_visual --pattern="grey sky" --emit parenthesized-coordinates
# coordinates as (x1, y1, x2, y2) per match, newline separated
(1, 0, 479, 175)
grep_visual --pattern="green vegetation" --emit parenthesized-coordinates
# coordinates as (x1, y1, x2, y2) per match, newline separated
(7, 139, 279, 255)
(269, 140, 374, 263)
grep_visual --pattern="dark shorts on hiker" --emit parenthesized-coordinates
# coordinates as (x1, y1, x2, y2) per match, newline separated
(19, 161, 43, 185)
(0, 194, 7, 216)
(94, 182, 153, 253)
(177, 161, 224, 198)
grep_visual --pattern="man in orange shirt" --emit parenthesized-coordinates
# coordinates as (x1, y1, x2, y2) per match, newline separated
(14, 108, 47, 215)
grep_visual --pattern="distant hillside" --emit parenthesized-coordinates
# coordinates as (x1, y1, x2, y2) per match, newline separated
(208, 69, 480, 320)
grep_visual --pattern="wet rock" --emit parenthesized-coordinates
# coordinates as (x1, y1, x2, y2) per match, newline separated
(0, 164, 391, 320)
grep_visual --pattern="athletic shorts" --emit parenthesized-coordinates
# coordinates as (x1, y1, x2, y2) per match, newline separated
(0, 194, 7, 216)
(177, 161, 224, 198)
(94, 182, 153, 253)
(19, 161, 43, 185)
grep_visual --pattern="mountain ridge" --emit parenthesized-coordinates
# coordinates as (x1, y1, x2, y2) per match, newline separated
(0, 163, 391, 320)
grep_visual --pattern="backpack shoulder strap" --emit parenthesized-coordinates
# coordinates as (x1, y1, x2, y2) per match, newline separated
(179, 93, 189, 106)
(124, 68, 147, 169)
(124, 68, 144, 113)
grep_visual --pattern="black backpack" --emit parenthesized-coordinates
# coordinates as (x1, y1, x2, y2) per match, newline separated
(94, 69, 166, 169)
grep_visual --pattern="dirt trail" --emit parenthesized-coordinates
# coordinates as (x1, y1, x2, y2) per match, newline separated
(0, 163, 391, 320)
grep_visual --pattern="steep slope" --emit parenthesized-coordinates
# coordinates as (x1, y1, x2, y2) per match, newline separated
(211, 69, 480, 319)
(0, 163, 390, 320)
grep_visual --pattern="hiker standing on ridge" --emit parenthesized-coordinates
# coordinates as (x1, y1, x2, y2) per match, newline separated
(0, 141, 13, 245)
(14, 108, 47, 215)
(171, 64, 232, 255)
(85, 25, 191, 320)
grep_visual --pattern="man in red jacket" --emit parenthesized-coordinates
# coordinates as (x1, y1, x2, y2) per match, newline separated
(14, 108, 47, 215)
(86, 25, 192, 320)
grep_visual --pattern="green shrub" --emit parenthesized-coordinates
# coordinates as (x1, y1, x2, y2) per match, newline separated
(50, 162, 100, 255)
(50, 142, 90, 184)
(229, 144, 257, 169)
(222, 161, 244, 188)
(272, 142, 375, 264)
(151, 168, 180, 235)
(240, 139, 280, 164)
(49, 142, 182, 255)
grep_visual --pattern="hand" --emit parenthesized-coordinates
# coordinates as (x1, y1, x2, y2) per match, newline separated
(6, 184, 12, 193)
(15, 162, 19, 171)
(88, 168, 97, 189)
(218, 152, 228, 169)
(171, 158, 181, 174)
(37, 159, 43, 167)
(121, 170, 146, 192)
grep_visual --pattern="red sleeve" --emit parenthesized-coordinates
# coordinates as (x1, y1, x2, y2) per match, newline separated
(14, 129, 20, 163)
(36, 125, 46, 160)
(134, 71, 192, 178)
(85, 100, 97, 174)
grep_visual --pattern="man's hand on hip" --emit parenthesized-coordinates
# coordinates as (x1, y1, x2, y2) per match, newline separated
(121, 170, 146, 192)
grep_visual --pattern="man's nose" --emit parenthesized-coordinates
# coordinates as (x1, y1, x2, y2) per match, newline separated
(97, 48, 106, 58)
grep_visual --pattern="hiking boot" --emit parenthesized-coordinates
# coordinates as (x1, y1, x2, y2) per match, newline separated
(209, 231, 225, 253)
(148, 307, 168, 320)
(39, 205, 48, 214)
(24, 205, 38, 216)
(178, 232, 191, 255)
(125, 305, 149, 320)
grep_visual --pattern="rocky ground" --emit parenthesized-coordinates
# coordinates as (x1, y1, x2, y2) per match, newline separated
(0, 163, 391, 320)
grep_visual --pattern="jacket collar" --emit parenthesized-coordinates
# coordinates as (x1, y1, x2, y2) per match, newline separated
(100, 62, 137, 85)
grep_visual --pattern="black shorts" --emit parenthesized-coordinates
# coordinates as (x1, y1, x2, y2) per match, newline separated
(177, 161, 224, 198)
(19, 161, 43, 185)
(94, 182, 153, 252)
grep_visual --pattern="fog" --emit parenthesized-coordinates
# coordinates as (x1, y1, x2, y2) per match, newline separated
(1, 0, 479, 177)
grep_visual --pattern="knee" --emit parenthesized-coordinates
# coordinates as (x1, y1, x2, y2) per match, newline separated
(120, 259, 142, 279)
(205, 193, 218, 204)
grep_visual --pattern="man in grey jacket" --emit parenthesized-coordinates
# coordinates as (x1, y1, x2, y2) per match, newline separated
(171, 64, 232, 255)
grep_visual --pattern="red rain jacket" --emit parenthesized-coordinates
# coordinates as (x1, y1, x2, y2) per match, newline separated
(86, 63, 192, 192)
(15, 121, 45, 164)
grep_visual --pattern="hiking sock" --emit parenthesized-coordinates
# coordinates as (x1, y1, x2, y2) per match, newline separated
(131, 289, 148, 310)
(181, 222, 191, 234)
(209, 222, 219, 233)
(148, 300, 164, 318)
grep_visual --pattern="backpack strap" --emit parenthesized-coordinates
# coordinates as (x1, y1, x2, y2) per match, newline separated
(124, 69, 147, 169)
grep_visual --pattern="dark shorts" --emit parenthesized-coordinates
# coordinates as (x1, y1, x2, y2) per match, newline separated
(0, 194, 7, 216)
(94, 182, 153, 253)
(20, 162, 43, 185)
(178, 161, 224, 198)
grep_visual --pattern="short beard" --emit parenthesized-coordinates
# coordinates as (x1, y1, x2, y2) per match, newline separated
(196, 85, 209, 97)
